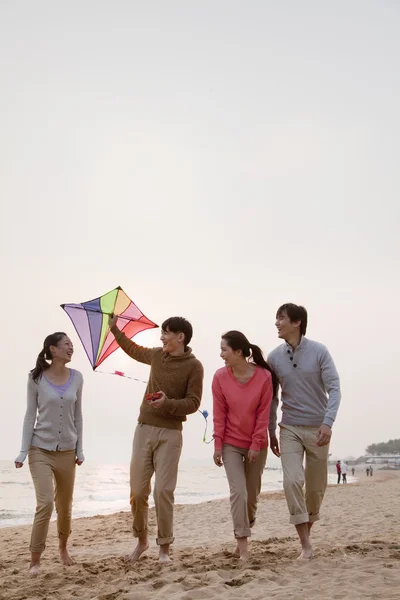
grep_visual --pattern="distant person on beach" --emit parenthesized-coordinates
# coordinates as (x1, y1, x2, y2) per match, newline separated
(369, 466, 373, 476)
(336, 460, 342, 484)
(109, 315, 203, 564)
(212, 331, 276, 561)
(14, 333, 84, 576)
(341, 461, 347, 483)
(352, 467, 355, 476)
(267, 304, 341, 559)
(366, 466, 370, 476)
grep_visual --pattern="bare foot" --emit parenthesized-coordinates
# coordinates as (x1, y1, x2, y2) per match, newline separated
(29, 552, 41, 576)
(125, 540, 149, 563)
(295, 523, 313, 560)
(60, 548, 74, 566)
(159, 544, 171, 564)
(239, 550, 249, 562)
(29, 565, 40, 577)
(29, 564, 40, 577)
(236, 537, 249, 561)
(233, 543, 240, 557)
(297, 546, 314, 560)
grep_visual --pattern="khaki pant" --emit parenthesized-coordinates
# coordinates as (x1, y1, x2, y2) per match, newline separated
(130, 423, 182, 545)
(280, 424, 330, 525)
(28, 447, 76, 553)
(222, 444, 268, 538)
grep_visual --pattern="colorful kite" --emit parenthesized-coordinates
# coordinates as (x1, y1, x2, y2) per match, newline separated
(61, 286, 158, 370)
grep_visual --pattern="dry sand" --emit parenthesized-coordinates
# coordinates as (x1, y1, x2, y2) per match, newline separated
(0, 470, 399, 600)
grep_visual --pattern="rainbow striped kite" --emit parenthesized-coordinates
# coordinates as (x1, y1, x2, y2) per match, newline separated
(61, 287, 158, 369)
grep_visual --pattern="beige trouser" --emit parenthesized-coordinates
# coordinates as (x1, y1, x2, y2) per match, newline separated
(222, 444, 268, 538)
(280, 424, 330, 525)
(28, 447, 76, 553)
(130, 423, 182, 545)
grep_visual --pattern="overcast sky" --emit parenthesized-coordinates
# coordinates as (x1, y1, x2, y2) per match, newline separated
(1, 1, 399, 466)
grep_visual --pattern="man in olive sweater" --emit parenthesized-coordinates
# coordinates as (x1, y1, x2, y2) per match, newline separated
(109, 315, 204, 563)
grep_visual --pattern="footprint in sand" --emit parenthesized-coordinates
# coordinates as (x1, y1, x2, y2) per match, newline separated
(152, 578, 167, 590)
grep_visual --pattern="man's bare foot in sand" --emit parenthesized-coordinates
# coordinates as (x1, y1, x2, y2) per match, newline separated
(159, 544, 171, 564)
(29, 552, 41, 576)
(59, 548, 74, 566)
(295, 523, 314, 560)
(29, 563, 41, 576)
(297, 546, 314, 560)
(59, 535, 74, 566)
(234, 537, 249, 562)
(125, 539, 149, 563)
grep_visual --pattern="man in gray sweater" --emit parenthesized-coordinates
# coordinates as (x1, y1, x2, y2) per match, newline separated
(267, 303, 341, 559)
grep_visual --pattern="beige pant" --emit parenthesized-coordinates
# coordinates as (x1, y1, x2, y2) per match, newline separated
(130, 423, 182, 545)
(280, 424, 330, 525)
(28, 447, 76, 553)
(222, 444, 268, 538)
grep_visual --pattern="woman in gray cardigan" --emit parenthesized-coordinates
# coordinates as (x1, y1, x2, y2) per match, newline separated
(15, 332, 84, 576)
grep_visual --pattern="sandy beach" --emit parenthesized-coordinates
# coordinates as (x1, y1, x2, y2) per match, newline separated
(0, 469, 399, 600)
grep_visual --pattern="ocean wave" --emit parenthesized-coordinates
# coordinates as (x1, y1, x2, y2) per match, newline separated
(86, 494, 127, 502)
(0, 510, 19, 519)
(0, 481, 30, 486)
(177, 491, 217, 497)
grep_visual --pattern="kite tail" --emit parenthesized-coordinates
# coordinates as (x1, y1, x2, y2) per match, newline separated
(198, 410, 214, 444)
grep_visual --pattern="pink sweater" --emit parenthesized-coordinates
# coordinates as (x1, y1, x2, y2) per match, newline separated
(212, 366, 273, 452)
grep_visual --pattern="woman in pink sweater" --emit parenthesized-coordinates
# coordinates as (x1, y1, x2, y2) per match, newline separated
(212, 330, 276, 561)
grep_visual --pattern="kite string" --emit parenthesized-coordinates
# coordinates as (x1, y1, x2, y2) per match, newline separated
(97, 370, 148, 384)
(96, 370, 214, 443)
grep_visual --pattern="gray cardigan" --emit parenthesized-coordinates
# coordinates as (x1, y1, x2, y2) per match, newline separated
(15, 370, 84, 463)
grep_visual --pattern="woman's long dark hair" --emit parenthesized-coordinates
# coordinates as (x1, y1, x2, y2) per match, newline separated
(222, 330, 278, 396)
(30, 332, 67, 383)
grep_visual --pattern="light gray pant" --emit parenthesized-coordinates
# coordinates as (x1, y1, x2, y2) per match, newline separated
(280, 424, 330, 525)
(222, 444, 268, 538)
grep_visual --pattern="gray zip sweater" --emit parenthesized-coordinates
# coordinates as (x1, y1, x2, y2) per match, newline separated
(267, 337, 341, 435)
(15, 370, 84, 463)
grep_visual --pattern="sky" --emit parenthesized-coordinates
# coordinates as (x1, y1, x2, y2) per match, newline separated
(1, 1, 399, 466)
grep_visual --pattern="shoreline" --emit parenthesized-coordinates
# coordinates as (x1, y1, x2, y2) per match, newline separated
(0, 474, 359, 531)
(0, 460, 287, 529)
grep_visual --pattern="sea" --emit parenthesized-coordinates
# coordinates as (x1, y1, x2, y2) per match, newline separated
(0, 459, 348, 528)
